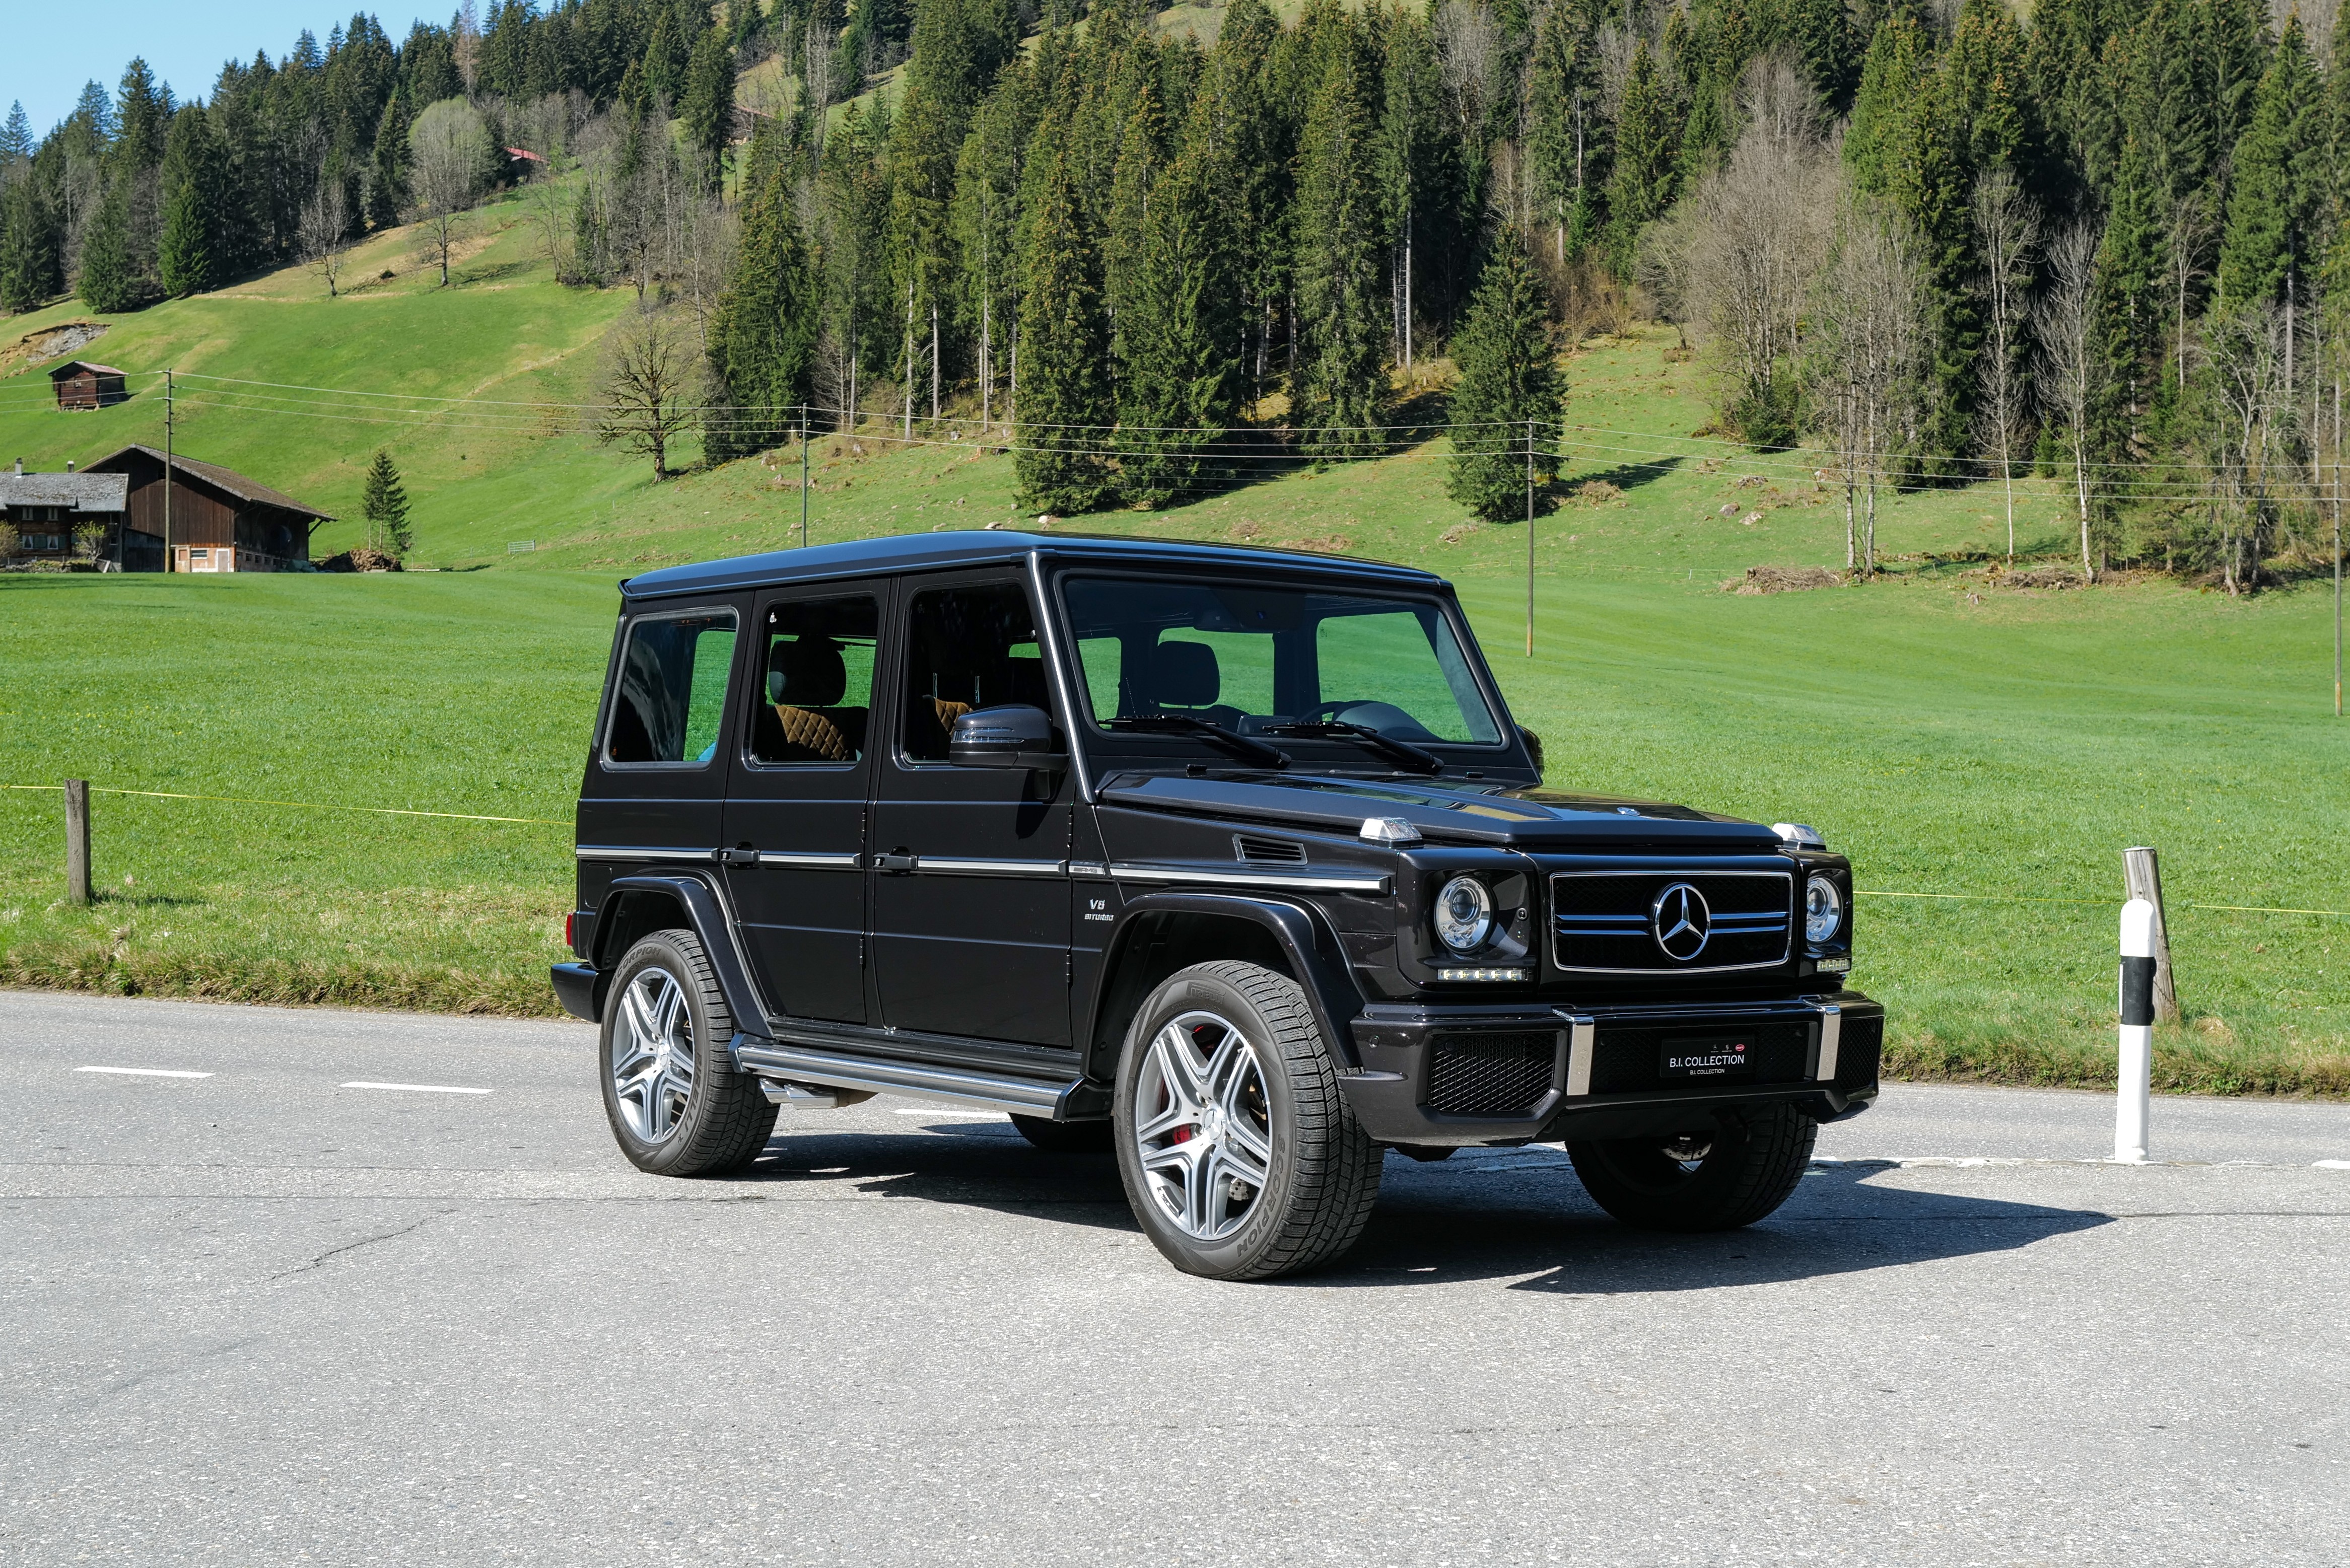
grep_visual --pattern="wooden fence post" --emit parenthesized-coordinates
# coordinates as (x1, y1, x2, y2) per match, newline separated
(2122, 845, 2179, 1025)
(64, 779, 91, 905)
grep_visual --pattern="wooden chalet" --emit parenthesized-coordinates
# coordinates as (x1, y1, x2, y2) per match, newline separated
(49, 361, 130, 411)
(1, 459, 134, 566)
(84, 446, 334, 573)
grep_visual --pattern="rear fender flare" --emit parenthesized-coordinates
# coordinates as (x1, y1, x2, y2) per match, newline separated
(1083, 892, 1366, 1084)
(593, 874, 766, 1040)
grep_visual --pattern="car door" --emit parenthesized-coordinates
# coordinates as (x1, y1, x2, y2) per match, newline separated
(576, 598, 745, 960)
(869, 572, 1074, 1048)
(719, 585, 884, 1026)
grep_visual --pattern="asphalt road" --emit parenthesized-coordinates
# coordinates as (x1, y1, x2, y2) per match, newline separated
(2, 989, 2344, 1565)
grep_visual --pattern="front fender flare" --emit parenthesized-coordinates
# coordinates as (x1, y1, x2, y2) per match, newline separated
(591, 873, 767, 1036)
(1082, 891, 1367, 1082)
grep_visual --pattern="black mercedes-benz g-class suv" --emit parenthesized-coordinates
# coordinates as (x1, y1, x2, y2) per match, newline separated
(552, 531, 1880, 1279)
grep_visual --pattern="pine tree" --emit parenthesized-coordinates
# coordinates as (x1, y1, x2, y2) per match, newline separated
(0, 102, 31, 164)
(1446, 233, 1563, 522)
(369, 88, 411, 228)
(1103, 67, 1168, 375)
(680, 27, 735, 181)
(362, 447, 412, 558)
(0, 177, 61, 312)
(1782, 0, 1861, 115)
(1014, 150, 1113, 514)
(708, 130, 818, 462)
(78, 176, 137, 313)
(1291, 13, 1387, 460)
(1603, 43, 1676, 275)
(951, 67, 1032, 431)
(1118, 138, 1239, 505)
(1377, 7, 1457, 364)
(1525, 0, 1598, 268)
(643, 11, 688, 107)
(2218, 17, 2323, 316)
(158, 104, 227, 298)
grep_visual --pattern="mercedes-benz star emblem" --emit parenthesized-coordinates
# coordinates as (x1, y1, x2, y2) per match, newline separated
(1650, 882, 1712, 961)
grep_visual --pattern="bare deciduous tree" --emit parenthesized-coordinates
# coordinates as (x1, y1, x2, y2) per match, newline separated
(2037, 220, 2104, 580)
(408, 98, 495, 287)
(1810, 190, 1927, 576)
(2203, 302, 2291, 595)
(1971, 168, 2038, 562)
(1647, 52, 1834, 448)
(301, 177, 350, 298)
(596, 307, 699, 481)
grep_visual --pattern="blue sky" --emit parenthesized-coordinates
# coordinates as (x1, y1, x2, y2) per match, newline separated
(5, 4, 445, 135)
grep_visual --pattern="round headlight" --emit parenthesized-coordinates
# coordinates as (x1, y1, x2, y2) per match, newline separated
(1434, 875, 1494, 954)
(1805, 875, 1844, 944)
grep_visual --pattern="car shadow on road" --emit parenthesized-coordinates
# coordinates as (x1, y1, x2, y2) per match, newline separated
(737, 1124, 1142, 1232)
(1330, 1161, 2115, 1292)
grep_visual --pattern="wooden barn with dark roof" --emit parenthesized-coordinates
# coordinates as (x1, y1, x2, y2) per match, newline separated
(84, 446, 335, 573)
(48, 361, 130, 410)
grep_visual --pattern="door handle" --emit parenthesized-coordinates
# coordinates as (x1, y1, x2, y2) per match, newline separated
(873, 851, 917, 874)
(717, 846, 761, 866)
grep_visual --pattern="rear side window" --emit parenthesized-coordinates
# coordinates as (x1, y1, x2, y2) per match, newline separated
(604, 609, 738, 766)
(750, 596, 880, 764)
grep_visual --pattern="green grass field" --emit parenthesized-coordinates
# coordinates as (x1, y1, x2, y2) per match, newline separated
(4, 209, 2346, 1094)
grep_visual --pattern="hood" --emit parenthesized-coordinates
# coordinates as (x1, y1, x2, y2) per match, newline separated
(1095, 771, 1785, 852)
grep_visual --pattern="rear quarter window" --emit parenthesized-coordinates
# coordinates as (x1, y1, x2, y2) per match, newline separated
(604, 609, 739, 766)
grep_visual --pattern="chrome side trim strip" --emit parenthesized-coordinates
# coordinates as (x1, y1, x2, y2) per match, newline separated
(1815, 1004, 1842, 1082)
(576, 845, 718, 863)
(1109, 862, 1391, 895)
(1069, 861, 1110, 878)
(733, 1039, 1071, 1115)
(1565, 1016, 1597, 1097)
(757, 851, 863, 870)
(918, 857, 1068, 877)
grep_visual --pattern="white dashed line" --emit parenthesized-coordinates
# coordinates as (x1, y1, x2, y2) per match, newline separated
(339, 1081, 492, 1095)
(76, 1065, 213, 1079)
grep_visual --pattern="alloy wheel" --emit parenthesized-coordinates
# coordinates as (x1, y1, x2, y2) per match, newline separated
(610, 964, 696, 1143)
(1133, 1010, 1273, 1241)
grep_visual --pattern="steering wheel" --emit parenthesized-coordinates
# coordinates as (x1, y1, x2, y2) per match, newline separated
(1296, 700, 1364, 723)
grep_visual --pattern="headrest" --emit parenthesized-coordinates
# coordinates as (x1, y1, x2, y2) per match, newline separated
(768, 636, 847, 706)
(1150, 641, 1219, 708)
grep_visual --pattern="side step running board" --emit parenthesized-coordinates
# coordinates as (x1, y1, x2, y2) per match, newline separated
(731, 1034, 1108, 1121)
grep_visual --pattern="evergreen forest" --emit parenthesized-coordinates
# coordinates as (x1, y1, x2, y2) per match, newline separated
(3, 0, 2348, 581)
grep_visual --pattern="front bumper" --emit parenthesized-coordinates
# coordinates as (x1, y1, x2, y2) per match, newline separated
(1341, 993, 1883, 1147)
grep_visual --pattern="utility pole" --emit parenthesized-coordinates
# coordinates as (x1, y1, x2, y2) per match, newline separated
(163, 369, 174, 571)
(1525, 419, 1535, 657)
(800, 403, 810, 550)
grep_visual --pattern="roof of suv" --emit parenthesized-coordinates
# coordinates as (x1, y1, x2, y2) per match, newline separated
(621, 530, 1447, 600)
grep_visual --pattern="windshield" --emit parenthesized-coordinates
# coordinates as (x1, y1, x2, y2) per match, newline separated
(1061, 576, 1504, 747)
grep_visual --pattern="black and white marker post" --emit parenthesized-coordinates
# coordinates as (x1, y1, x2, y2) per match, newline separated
(2115, 897, 2157, 1164)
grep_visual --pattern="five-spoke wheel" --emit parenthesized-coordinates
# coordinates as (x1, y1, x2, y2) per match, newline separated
(1112, 961, 1380, 1280)
(597, 930, 776, 1176)
(1132, 1010, 1274, 1242)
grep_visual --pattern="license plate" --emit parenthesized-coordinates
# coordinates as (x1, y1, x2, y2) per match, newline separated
(1661, 1037, 1753, 1079)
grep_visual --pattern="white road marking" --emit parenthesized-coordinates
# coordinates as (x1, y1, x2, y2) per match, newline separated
(339, 1081, 492, 1095)
(76, 1065, 213, 1079)
(892, 1107, 1007, 1120)
(2317, 1160, 2350, 1171)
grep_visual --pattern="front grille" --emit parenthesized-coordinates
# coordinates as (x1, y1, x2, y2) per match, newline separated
(1833, 1012, 1883, 1094)
(1586, 1020, 1814, 1095)
(1553, 871, 1792, 973)
(1426, 1031, 1560, 1116)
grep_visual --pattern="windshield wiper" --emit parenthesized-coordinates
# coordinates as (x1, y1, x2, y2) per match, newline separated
(1264, 720, 1443, 776)
(1101, 714, 1291, 769)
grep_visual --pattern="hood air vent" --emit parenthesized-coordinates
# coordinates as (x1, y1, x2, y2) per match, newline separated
(1234, 834, 1308, 864)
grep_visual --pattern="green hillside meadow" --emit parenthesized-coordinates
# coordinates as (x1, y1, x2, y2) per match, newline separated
(3, 203, 2346, 1096)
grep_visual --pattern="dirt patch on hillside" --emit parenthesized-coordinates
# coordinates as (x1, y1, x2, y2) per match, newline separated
(1724, 564, 1845, 595)
(0, 320, 110, 378)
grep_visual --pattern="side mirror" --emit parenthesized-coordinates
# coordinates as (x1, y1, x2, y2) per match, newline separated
(948, 704, 1068, 770)
(1516, 724, 1546, 774)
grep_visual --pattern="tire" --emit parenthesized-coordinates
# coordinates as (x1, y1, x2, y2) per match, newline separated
(1566, 1105, 1818, 1232)
(1112, 961, 1381, 1281)
(598, 929, 778, 1176)
(1010, 1114, 1115, 1154)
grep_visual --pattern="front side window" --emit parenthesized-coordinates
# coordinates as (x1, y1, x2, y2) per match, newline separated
(900, 582, 1055, 761)
(1062, 577, 1503, 745)
(604, 609, 739, 766)
(749, 596, 879, 764)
